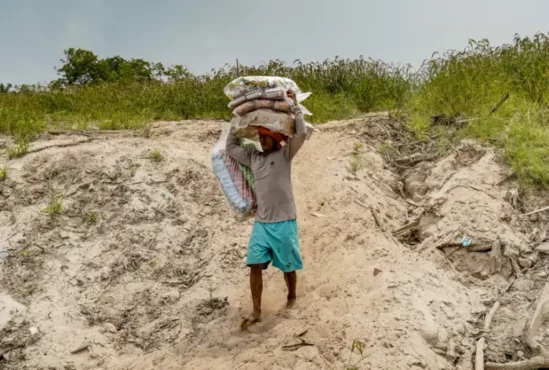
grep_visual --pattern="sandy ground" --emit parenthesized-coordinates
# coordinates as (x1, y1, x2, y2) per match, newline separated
(1, 117, 548, 369)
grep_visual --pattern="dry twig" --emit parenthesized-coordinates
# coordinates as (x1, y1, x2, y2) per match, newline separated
(476, 337, 486, 370)
(28, 139, 92, 154)
(70, 343, 91, 355)
(520, 206, 549, 217)
(486, 356, 549, 370)
(484, 301, 501, 331)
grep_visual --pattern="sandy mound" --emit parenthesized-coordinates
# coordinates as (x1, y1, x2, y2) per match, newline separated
(0, 117, 547, 369)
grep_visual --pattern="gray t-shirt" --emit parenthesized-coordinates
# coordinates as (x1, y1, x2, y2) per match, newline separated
(226, 107, 307, 223)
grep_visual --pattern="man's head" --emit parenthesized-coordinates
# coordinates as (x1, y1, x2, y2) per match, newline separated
(258, 127, 286, 152)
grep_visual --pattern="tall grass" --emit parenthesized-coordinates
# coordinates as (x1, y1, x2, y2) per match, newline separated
(411, 34, 549, 185)
(0, 57, 411, 136)
(2, 33, 549, 184)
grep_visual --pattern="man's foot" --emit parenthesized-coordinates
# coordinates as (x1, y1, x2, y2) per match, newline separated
(286, 298, 296, 309)
(240, 311, 261, 331)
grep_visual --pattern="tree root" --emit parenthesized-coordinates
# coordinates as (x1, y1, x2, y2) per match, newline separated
(486, 356, 549, 370)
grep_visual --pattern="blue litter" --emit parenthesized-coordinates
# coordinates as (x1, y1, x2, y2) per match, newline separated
(461, 236, 472, 247)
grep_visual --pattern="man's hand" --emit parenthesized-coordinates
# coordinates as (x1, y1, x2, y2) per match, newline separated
(287, 90, 298, 105)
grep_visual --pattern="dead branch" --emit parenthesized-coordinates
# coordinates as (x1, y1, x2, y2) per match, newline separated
(456, 117, 481, 124)
(354, 199, 367, 209)
(152, 206, 188, 224)
(281, 337, 314, 352)
(354, 199, 384, 230)
(509, 257, 522, 276)
(28, 139, 93, 154)
(446, 184, 497, 200)
(501, 276, 516, 294)
(468, 244, 494, 252)
(395, 134, 440, 148)
(389, 160, 415, 170)
(446, 246, 461, 258)
(491, 93, 510, 114)
(520, 206, 549, 217)
(392, 219, 420, 235)
(395, 153, 438, 166)
(526, 281, 549, 354)
(476, 337, 486, 370)
(484, 301, 501, 331)
(486, 356, 549, 370)
(15, 241, 33, 256)
(369, 207, 383, 230)
(497, 172, 517, 186)
(405, 199, 423, 207)
(489, 240, 503, 275)
(0, 343, 25, 357)
(442, 255, 478, 285)
(161, 281, 189, 288)
(418, 228, 462, 254)
(47, 130, 126, 136)
(70, 343, 91, 354)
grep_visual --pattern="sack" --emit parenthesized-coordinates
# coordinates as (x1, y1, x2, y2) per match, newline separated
(233, 99, 292, 116)
(232, 117, 316, 142)
(234, 109, 295, 139)
(211, 122, 257, 221)
(224, 76, 301, 100)
(228, 87, 287, 109)
(225, 76, 313, 116)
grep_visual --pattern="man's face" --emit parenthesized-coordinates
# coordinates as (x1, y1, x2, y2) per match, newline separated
(259, 134, 275, 152)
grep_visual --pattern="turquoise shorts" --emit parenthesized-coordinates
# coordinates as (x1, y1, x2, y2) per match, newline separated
(247, 220, 303, 273)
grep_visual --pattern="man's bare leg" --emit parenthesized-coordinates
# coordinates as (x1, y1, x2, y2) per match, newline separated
(241, 264, 263, 330)
(284, 271, 297, 308)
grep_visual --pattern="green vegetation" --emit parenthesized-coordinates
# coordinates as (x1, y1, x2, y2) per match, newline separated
(43, 183, 65, 219)
(410, 35, 549, 185)
(348, 142, 365, 175)
(0, 49, 410, 136)
(85, 212, 100, 224)
(147, 148, 165, 163)
(347, 339, 368, 370)
(2, 33, 549, 184)
(0, 162, 7, 180)
(7, 135, 30, 159)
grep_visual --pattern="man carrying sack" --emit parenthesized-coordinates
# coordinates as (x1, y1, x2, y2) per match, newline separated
(225, 90, 307, 330)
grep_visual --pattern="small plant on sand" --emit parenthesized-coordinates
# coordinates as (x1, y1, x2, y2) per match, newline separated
(379, 141, 398, 159)
(347, 142, 364, 175)
(85, 212, 100, 224)
(206, 286, 217, 310)
(7, 135, 30, 159)
(352, 142, 364, 153)
(199, 285, 229, 313)
(43, 183, 65, 218)
(148, 148, 165, 163)
(0, 162, 7, 180)
(23, 285, 37, 297)
(348, 157, 364, 175)
(140, 122, 153, 138)
(346, 339, 368, 370)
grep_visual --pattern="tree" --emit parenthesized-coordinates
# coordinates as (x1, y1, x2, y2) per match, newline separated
(164, 65, 191, 81)
(0, 83, 12, 93)
(100, 57, 154, 82)
(56, 48, 101, 85)
(56, 48, 157, 85)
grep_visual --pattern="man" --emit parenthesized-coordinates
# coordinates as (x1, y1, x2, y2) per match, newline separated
(226, 90, 307, 330)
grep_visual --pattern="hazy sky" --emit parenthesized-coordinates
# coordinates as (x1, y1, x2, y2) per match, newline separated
(1, 0, 548, 84)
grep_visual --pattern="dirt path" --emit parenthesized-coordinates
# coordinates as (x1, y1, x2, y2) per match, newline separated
(0, 118, 546, 369)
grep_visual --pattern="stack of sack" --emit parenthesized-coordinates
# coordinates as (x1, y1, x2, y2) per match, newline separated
(212, 76, 314, 220)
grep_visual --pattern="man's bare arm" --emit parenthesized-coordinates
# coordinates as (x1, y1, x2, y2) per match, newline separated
(226, 131, 254, 167)
(286, 90, 307, 161)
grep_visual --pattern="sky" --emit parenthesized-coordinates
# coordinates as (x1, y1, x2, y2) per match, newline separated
(1, 0, 548, 85)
